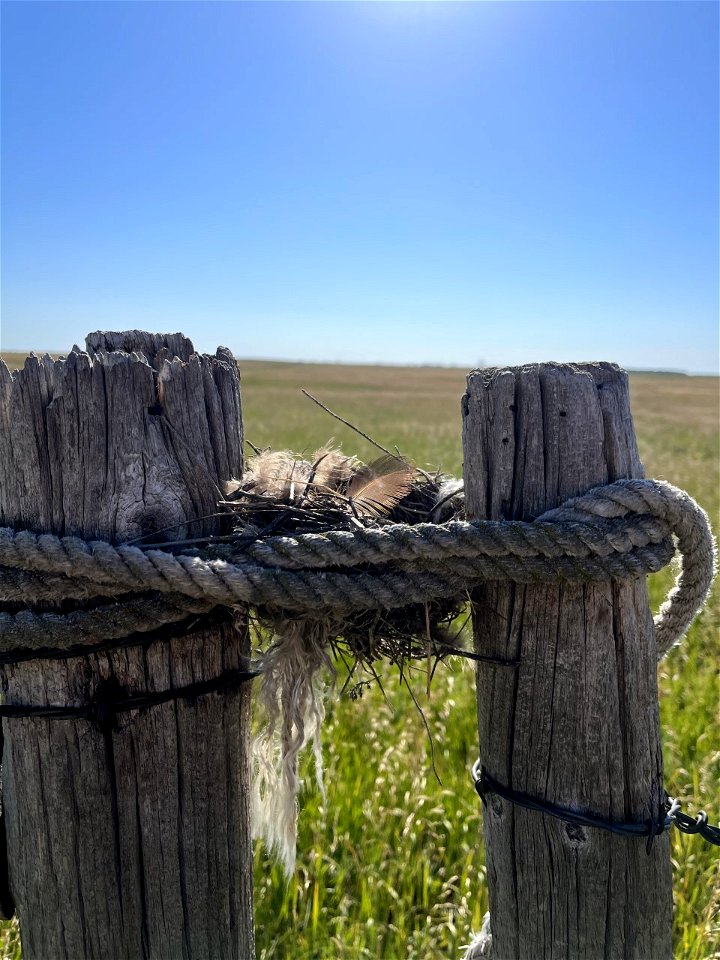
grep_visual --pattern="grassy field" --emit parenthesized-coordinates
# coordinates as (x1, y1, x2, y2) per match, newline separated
(0, 353, 718, 959)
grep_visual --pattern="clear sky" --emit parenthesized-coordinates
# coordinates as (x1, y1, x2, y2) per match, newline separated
(1, 1, 718, 373)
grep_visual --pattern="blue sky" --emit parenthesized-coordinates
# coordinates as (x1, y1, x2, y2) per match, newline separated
(2, 1, 718, 372)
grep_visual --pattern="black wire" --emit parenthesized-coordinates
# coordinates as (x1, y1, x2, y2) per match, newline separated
(472, 764, 720, 849)
(473, 765, 667, 847)
(665, 797, 720, 846)
(433, 641, 519, 667)
(0, 665, 263, 732)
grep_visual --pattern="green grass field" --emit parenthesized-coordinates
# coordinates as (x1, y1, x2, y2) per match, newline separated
(0, 354, 718, 959)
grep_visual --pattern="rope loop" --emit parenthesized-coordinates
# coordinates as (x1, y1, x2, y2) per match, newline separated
(0, 478, 715, 662)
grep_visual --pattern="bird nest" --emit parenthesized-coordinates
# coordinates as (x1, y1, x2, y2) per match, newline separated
(212, 445, 469, 872)
(218, 445, 468, 681)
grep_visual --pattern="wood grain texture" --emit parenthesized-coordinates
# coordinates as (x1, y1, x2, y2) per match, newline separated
(462, 362, 673, 960)
(0, 333, 254, 959)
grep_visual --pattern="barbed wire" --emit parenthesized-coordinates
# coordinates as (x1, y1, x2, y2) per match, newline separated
(472, 761, 720, 849)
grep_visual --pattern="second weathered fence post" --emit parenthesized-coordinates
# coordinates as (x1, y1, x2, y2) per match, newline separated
(0, 331, 255, 958)
(462, 362, 673, 958)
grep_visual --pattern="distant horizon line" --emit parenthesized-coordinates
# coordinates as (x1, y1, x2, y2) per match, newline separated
(0, 347, 718, 378)
(234, 356, 720, 377)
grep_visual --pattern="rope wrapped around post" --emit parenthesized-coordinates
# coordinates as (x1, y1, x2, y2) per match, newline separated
(0, 477, 715, 660)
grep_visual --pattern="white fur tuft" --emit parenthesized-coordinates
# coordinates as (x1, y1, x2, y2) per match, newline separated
(251, 620, 335, 875)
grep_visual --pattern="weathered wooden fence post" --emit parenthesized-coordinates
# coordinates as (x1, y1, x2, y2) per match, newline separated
(0, 331, 255, 958)
(462, 362, 674, 958)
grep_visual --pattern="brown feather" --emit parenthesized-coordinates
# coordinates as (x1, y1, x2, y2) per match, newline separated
(347, 455, 415, 517)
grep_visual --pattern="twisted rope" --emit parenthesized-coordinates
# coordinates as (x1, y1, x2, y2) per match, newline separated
(0, 479, 715, 660)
